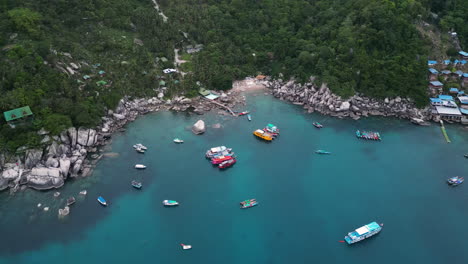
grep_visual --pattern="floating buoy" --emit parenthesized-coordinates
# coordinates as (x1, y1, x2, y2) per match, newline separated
(339, 240, 345, 243)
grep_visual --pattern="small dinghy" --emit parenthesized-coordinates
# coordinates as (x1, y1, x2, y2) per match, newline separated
(315, 150, 331, 154)
(135, 164, 147, 169)
(313, 122, 323, 128)
(447, 176, 464, 186)
(135, 147, 145, 153)
(180, 244, 192, 250)
(238, 111, 249, 116)
(173, 138, 184, 144)
(133, 143, 147, 150)
(67, 197, 76, 206)
(247, 114, 252, 121)
(131, 180, 142, 189)
(97, 196, 107, 206)
(162, 200, 179, 206)
(240, 199, 258, 209)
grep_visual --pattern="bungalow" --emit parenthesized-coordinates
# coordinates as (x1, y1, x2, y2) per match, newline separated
(457, 95, 468, 106)
(443, 60, 451, 66)
(3, 106, 33, 128)
(429, 81, 443, 95)
(430, 98, 443, 106)
(434, 106, 462, 121)
(428, 68, 438, 81)
(438, 95, 454, 101)
(454, 59, 460, 66)
(449, 88, 459, 94)
(454, 70, 464, 78)
(459, 51, 468, 59)
(463, 73, 468, 81)
(441, 70, 451, 75)
(428, 60, 437, 66)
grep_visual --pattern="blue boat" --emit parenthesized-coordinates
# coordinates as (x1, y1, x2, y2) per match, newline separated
(344, 222, 383, 244)
(97, 196, 107, 206)
(132, 180, 142, 189)
(315, 150, 331, 154)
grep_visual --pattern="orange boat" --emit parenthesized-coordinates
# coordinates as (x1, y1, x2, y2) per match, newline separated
(253, 129, 273, 141)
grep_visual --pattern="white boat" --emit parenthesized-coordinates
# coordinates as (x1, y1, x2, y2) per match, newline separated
(135, 147, 145, 153)
(173, 138, 184, 144)
(180, 243, 192, 250)
(133, 143, 147, 150)
(344, 222, 383, 244)
(135, 164, 147, 169)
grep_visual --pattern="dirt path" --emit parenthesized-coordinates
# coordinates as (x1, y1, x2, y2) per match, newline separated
(151, 0, 168, 23)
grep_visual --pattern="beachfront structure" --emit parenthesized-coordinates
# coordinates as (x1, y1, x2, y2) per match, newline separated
(430, 98, 443, 106)
(459, 51, 468, 59)
(199, 88, 219, 100)
(429, 81, 443, 95)
(434, 106, 462, 121)
(3, 106, 33, 127)
(449, 88, 459, 94)
(428, 60, 437, 66)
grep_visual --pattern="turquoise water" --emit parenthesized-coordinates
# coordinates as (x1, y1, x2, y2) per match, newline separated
(1, 92, 468, 263)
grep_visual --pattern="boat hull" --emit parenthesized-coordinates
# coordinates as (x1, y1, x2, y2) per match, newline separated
(344, 222, 382, 244)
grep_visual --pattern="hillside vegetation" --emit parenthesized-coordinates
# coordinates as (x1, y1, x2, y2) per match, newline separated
(0, 0, 467, 151)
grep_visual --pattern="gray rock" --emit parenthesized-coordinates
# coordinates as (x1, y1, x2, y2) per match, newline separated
(37, 128, 49, 135)
(2, 168, 19, 179)
(27, 167, 64, 190)
(338, 101, 350, 111)
(0, 177, 9, 191)
(45, 157, 59, 168)
(25, 149, 43, 169)
(47, 141, 60, 157)
(68, 127, 78, 147)
(59, 158, 71, 177)
(60, 131, 70, 145)
(113, 113, 126, 120)
(395, 97, 401, 103)
(77, 128, 97, 146)
(158, 92, 164, 99)
(71, 160, 83, 176)
(192, 120, 206, 135)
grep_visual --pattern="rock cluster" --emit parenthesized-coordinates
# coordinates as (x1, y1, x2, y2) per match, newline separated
(0, 91, 245, 193)
(265, 78, 431, 121)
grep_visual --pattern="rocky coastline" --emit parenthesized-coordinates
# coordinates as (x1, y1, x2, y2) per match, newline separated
(262, 78, 432, 125)
(0, 91, 245, 193)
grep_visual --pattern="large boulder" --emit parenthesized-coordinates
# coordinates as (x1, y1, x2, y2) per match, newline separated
(45, 157, 59, 168)
(2, 168, 19, 180)
(77, 128, 97, 147)
(0, 177, 9, 191)
(68, 127, 78, 147)
(25, 149, 43, 169)
(192, 120, 206, 135)
(59, 157, 71, 177)
(338, 101, 351, 111)
(27, 167, 64, 190)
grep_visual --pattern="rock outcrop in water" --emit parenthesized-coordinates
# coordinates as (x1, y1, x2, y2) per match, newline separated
(263, 78, 431, 122)
(192, 120, 206, 134)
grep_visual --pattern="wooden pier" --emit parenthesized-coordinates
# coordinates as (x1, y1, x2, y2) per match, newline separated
(439, 120, 451, 143)
(203, 98, 236, 116)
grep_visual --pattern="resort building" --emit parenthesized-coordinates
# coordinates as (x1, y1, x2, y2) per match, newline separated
(198, 88, 219, 100)
(459, 51, 468, 60)
(427, 60, 437, 66)
(433, 106, 462, 121)
(429, 81, 443, 95)
(428, 68, 438, 80)
(3, 106, 33, 128)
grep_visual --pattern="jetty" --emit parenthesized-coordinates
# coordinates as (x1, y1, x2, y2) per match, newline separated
(203, 98, 236, 116)
(439, 120, 451, 143)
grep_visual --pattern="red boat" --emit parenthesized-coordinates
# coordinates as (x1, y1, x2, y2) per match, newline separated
(219, 158, 236, 169)
(238, 111, 249, 116)
(211, 156, 233, 165)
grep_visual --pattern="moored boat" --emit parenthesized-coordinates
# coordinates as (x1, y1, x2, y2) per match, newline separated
(97, 196, 107, 206)
(131, 180, 142, 189)
(205, 146, 233, 158)
(219, 158, 236, 169)
(240, 199, 258, 209)
(211, 155, 234, 165)
(344, 222, 383, 244)
(313, 122, 323, 128)
(447, 176, 464, 186)
(133, 143, 147, 150)
(253, 129, 273, 141)
(263, 124, 279, 135)
(173, 138, 184, 144)
(135, 164, 147, 169)
(247, 114, 252, 121)
(180, 244, 192, 250)
(135, 147, 145, 153)
(67, 197, 76, 206)
(464, 154, 468, 159)
(356, 130, 381, 141)
(163, 200, 179, 206)
(315, 150, 331, 154)
(238, 111, 249, 116)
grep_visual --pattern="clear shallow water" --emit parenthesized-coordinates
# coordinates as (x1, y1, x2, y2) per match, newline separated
(1, 92, 468, 264)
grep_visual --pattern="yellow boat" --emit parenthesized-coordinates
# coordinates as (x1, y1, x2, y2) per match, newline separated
(253, 129, 273, 141)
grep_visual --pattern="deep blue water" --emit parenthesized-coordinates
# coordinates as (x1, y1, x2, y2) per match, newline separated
(1, 92, 468, 264)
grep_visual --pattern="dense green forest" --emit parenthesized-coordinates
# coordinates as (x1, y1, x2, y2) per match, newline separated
(0, 0, 467, 151)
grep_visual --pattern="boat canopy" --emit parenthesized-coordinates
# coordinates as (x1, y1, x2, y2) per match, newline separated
(255, 129, 265, 133)
(210, 146, 226, 152)
(366, 222, 381, 231)
(356, 226, 370, 235)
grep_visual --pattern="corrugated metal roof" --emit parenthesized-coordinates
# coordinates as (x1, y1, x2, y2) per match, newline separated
(3, 106, 33, 122)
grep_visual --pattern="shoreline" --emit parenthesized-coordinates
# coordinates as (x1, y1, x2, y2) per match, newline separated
(0, 75, 456, 194)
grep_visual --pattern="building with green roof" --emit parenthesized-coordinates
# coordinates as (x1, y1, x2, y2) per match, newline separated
(3, 106, 33, 126)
